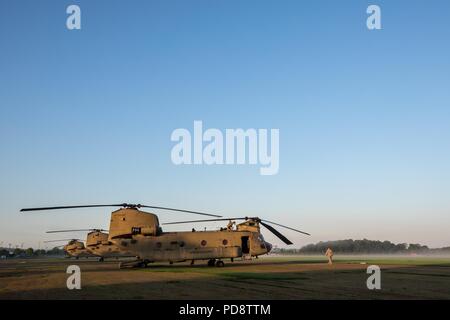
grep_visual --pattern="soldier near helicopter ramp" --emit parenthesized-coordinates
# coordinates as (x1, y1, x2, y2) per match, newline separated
(227, 220, 236, 231)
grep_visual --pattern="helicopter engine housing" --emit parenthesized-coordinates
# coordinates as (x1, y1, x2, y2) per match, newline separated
(108, 208, 160, 240)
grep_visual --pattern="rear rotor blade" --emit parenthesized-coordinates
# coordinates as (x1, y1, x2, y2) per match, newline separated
(46, 229, 107, 233)
(20, 204, 125, 212)
(43, 239, 82, 243)
(139, 205, 221, 217)
(20, 203, 222, 218)
(259, 221, 293, 245)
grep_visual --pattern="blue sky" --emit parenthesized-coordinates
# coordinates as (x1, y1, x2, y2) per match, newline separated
(1, 0, 449, 249)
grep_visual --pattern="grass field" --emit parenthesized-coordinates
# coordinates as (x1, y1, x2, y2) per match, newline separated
(1, 255, 449, 299)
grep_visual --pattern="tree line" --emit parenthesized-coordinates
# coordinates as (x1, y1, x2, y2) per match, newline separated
(273, 239, 450, 254)
(0, 247, 65, 258)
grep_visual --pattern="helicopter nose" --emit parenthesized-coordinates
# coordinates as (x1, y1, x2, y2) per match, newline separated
(265, 242, 273, 252)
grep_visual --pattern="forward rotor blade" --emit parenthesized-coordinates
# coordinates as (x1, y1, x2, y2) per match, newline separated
(261, 219, 310, 236)
(163, 217, 310, 235)
(259, 221, 293, 245)
(163, 217, 246, 225)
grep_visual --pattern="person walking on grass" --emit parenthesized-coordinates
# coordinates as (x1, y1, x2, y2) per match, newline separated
(325, 247, 334, 265)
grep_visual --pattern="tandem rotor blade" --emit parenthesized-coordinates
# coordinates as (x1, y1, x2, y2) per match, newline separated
(20, 203, 222, 218)
(43, 239, 82, 243)
(261, 219, 311, 236)
(162, 216, 310, 245)
(259, 221, 293, 245)
(138, 205, 222, 218)
(163, 218, 247, 225)
(20, 204, 125, 212)
(46, 229, 107, 233)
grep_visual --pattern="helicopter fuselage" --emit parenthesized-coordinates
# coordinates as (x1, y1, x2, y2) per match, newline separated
(64, 241, 94, 258)
(114, 229, 272, 263)
(22, 204, 303, 267)
(105, 208, 273, 264)
(85, 231, 136, 259)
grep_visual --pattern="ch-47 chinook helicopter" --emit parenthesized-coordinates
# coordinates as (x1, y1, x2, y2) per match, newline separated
(43, 238, 94, 259)
(21, 203, 310, 268)
(46, 228, 137, 262)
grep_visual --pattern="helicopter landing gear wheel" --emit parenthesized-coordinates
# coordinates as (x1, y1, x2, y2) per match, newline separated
(207, 259, 216, 267)
(215, 260, 225, 268)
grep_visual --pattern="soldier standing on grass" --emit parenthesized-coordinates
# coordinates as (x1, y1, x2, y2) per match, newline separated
(325, 247, 334, 265)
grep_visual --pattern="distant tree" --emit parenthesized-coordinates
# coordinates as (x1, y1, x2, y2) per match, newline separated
(13, 248, 24, 256)
(407, 243, 428, 253)
(33, 249, 46, 256)
(395, 243, 408, 251)
(47, 247, 64, 255)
